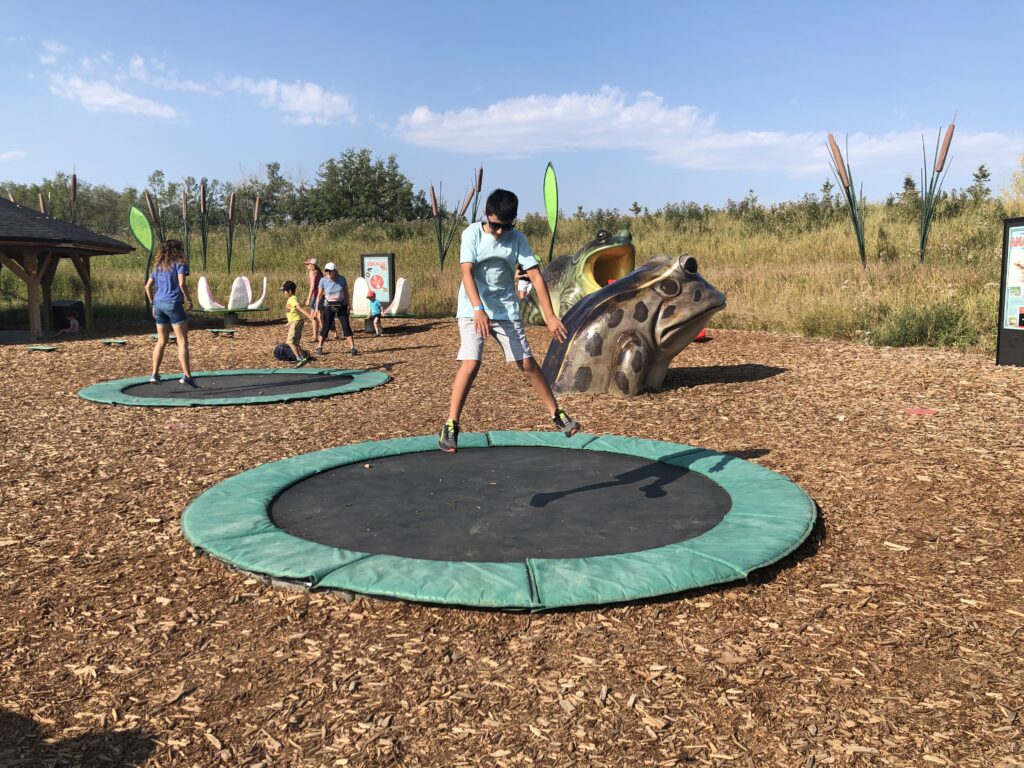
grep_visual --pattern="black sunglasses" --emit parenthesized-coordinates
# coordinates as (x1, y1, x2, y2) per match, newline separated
(485, 218, 516, 232)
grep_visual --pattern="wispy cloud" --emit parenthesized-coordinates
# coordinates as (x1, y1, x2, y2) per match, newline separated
(225, 76, 355, 125)
(49, 74, 179, 118)
(0, 150, 27, 162)
(38, 39, 67, 65)
(42, 50, 355, 125)
(397, 86, 1024, 178)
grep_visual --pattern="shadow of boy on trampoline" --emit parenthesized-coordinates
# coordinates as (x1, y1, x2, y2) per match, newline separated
(529, 447, 746, 508)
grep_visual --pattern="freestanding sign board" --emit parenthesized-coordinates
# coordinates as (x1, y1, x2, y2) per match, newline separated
(997, 217, 1024, 366)
(361, 253, 396, 307)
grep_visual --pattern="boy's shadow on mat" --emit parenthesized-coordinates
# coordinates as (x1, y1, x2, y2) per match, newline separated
(0, 709, 155, 767)
(662, 364, 787, 390)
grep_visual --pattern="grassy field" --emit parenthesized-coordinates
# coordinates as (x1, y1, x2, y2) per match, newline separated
(0, 204, 1008, 351)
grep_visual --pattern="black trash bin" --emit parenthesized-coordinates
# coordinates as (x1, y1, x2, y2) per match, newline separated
(52, 300, 85, 329)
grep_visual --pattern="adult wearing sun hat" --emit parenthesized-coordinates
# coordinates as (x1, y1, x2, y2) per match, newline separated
(314, 261, 357, 356)
(303, 257, 324, 345)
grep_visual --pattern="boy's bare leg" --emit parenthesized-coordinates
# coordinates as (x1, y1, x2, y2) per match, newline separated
(516, 356, 558, 415)
(448, 359, 481, 423)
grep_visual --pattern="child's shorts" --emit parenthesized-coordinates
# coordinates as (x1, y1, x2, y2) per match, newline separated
(457, 317, 532, 362)
(286, 319, 304, 345)
(153, 301, 187, 327)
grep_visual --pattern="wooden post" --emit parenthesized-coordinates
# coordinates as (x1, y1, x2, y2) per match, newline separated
(24, 251, 41, 339)
(0, 251, 42, 339)
(39, 254, 57, 331)
(69, 254, 93, 331)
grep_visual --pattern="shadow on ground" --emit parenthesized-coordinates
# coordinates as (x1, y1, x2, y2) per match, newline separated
(0, 709, 155, 767)
(662, 363, 788, 390)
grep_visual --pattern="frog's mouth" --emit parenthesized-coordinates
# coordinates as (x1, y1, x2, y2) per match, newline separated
(656, 302, 726, 348)
(580, 244, 636, 293)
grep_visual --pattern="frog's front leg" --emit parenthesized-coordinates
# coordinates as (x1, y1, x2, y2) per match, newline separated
(611, 331, 648, 395)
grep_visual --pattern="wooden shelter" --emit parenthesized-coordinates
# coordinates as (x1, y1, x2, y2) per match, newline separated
(0, 198, 134, 339)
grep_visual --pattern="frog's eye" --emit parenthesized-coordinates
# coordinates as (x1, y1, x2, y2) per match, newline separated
(658, 278, 681, 296)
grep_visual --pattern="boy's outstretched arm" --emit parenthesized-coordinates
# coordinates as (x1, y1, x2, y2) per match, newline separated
(526, 266, 567, 342)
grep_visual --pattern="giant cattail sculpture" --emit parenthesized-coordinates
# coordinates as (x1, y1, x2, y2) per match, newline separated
(826, 133, 867, 268)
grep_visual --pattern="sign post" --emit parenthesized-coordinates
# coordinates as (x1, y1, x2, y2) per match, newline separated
(361, 253, 395, 306)
(997, 217, 1024, 366)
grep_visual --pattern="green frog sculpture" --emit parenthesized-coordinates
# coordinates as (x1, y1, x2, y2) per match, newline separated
(541, 254, 726, 396)
(520, 229, 635, 324)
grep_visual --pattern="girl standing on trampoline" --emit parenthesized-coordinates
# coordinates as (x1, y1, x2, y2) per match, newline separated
(438, 189, 580, 453)
(315, 262, 357, 356)
(144, 239, 197, 387)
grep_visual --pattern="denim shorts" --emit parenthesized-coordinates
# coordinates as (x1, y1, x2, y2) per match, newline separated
(153, 301, 187, 326)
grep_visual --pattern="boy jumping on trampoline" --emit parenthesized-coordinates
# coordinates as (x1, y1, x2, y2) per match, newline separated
(280, 281, 315, 367)
(439, 188, 580, 453)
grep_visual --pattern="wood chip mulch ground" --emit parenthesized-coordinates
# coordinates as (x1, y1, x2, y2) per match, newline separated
(1, 319, 1022, 767)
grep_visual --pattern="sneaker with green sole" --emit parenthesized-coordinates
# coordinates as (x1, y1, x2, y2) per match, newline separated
(438, 419, 459, 453)
(552, 408, 581, 437)
(294, 355, 310, 368)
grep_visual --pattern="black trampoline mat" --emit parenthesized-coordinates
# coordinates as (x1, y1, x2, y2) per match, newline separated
(270, 446, 732, 562)
(122, 372, 353, 399)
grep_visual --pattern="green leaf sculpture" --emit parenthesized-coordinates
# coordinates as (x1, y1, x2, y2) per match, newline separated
(543, 162, 558, 263)
(130, 205, 155, 283)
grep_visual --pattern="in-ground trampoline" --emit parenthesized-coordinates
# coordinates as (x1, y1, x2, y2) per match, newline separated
(78, 368, 390, 406)
(183, 432, 816, 609)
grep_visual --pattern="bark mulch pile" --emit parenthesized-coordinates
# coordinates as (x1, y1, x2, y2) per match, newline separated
(1, 319, 1022, 767)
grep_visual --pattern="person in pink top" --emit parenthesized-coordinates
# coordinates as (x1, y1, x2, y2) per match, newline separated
(304, 258, 324, 346)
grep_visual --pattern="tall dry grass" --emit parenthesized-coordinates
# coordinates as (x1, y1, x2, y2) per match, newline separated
(0, 205, 1004, 351)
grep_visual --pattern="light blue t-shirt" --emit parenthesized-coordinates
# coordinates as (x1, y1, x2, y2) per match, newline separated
(151, 263, 188, 303)
(368, 298, 383, 317)
(456, 222, 539, 321)
(318, 275, 348, 305)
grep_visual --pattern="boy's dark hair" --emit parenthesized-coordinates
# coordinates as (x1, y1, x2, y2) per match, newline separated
(485, 189, 518, 221)
(281, 280, 297, 293)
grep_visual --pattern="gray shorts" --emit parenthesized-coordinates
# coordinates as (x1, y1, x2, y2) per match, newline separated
(457, 317, 533, 362)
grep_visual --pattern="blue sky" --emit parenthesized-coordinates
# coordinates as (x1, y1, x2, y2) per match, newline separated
(2, 1, 1022, 213)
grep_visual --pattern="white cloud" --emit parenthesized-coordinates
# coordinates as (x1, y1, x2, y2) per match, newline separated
(0, 150, 27, 162)
(38, 39, 68, 65)
(49, 74, 179, 118)
(128, 55, 213, 94)
(397, 87, 1024, 179)
(226, 76, 355, 125)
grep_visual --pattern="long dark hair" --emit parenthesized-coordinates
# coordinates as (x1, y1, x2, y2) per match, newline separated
(154, 239, 186, 271)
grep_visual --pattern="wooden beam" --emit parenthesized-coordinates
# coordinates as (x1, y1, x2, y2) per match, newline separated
(69, 254, 93, 331)
(0, 253, 31, 283)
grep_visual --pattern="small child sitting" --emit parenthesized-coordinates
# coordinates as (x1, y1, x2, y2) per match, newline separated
(367, 290, 383, 337)
(53, 311, 80, 337)
(280, 281, 315, 367)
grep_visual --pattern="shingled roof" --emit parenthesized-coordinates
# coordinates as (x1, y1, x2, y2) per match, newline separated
(0, 198, 133, 254)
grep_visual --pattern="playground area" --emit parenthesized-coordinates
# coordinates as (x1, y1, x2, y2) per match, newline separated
(1, 322, 1022, 766)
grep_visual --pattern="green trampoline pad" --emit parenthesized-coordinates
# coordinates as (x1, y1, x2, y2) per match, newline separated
(182, 432, 816, 609)
(78, 368, 390, 407)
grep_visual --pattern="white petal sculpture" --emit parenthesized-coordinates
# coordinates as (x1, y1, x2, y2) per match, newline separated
(227, 276, 251, 310)
(247, 276, 267, 310)
(351, 277, 370, 316)
(384, 277, 411, 316)
(197, 276, 225, 310)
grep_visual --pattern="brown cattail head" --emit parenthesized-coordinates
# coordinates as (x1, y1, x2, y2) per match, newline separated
(458, 189, 474, 217)
(38, 193, 47, 214)
(475, 165, 483, 193)
(6, 191, 14, 203)
(827, 133, 851, 188)
(228, 191, 236, 222)
(429, 184, 438, 217)
(145, 191, 158, 224)
(199, 181, 207, 214)
(70, 173, 77, 202)
(182, 188, 188, 219)
(253, 195, 261, 224)
(935, 122, 955, 174)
